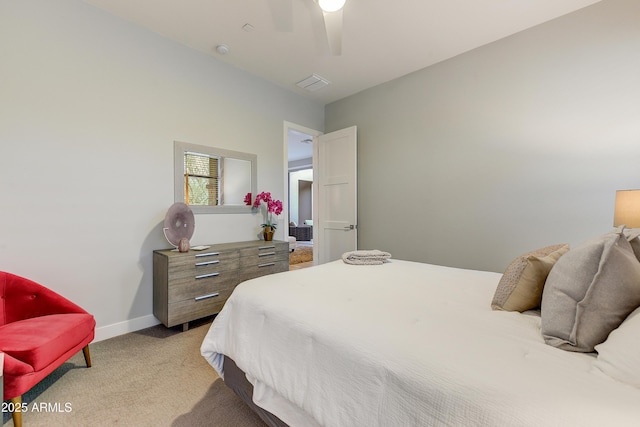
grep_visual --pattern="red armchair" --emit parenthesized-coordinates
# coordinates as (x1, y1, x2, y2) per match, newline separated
(0, 271, 95, 427)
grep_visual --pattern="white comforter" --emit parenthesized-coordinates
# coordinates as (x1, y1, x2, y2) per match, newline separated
(201, 259, 640, 427)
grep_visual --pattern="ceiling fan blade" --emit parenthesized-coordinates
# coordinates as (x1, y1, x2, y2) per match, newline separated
(267, 0, 293, 32)
(321, 8, 343, 56)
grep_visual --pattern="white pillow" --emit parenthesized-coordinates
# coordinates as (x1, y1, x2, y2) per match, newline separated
(593, 307, 640, 388)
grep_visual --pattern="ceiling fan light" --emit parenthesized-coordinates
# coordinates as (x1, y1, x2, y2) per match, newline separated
(318, 0, 346, 13)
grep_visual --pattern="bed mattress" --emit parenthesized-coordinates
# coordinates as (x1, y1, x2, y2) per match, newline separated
(201, 259, 640, 426)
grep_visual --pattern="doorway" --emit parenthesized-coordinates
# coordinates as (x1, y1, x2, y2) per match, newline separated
(285, 122, 321, 268)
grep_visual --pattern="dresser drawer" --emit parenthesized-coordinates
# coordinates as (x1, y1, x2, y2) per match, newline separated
(168, 251, 238, 275)
(239, 244, 289, 268)
(239, 259, 289, 282)
(168, 258, 240, 282)
(239, 242, 288, 259)
(168, 270, 238, 302)
(166, 288, 233, 328)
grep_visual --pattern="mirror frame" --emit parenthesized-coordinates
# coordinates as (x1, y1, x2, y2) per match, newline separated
(174, 141, 257, 214)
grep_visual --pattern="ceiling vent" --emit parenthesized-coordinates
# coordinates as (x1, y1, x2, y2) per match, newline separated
(296, 74, 330, 91)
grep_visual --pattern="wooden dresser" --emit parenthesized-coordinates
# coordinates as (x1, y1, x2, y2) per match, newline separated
(153, 240, 289, 330)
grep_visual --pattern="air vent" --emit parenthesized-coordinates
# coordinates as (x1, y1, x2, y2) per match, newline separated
(296, 74, 330, 91)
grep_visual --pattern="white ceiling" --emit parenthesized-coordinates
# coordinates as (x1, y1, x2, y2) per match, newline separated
(80, 0, 602, 106)
(288, 128, 314, 162)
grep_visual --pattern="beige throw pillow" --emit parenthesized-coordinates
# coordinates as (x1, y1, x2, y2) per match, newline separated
(492, 244, 569, 312)
(541, 227, 640, 352)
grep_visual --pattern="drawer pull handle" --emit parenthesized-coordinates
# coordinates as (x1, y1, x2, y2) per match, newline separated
(195, 292, 219, 301)
(195, 252, 220, 258)
(258, 262, 276, 268)
(258, 252, 276, 257)
(259, 245, 276, 250)
(195, 260, 220, 266)
(195, 272, 219, 279)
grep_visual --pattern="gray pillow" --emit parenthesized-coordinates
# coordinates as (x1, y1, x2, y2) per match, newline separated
(623, 228, 640, 262)
(541, 227, 640, 352)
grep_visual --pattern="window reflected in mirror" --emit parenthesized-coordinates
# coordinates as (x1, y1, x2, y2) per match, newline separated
(174, 141, 257, 214)
(184, 152, 220, 206)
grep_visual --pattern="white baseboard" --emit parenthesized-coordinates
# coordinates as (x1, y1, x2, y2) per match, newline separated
(93, 315, 161, 342)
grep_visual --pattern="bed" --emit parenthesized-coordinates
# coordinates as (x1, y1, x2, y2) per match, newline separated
(201, 228, 640, 426)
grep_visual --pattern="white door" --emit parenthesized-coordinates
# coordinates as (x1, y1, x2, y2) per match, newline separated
(313, 126, 357, 264)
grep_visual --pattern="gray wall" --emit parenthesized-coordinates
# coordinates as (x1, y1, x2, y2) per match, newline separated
(0, 0, 324, 340)
(298, 180, 313, 224)
(326, 0, 640, 273)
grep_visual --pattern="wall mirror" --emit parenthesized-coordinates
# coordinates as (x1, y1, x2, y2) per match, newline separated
(174, 141, 257, 214)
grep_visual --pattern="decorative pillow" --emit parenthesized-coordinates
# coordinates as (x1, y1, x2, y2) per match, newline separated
(491, 244, 569, 312)
(541, 227, 640, 352)
(593, 307, 640, 388)
(623, 227, 640, 262)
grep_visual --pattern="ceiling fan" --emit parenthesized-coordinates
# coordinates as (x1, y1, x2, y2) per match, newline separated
(266, 0, 346, 56)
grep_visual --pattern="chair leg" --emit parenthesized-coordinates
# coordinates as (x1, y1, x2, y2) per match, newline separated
(82, 345, 92, 368)
(11, 396, 23, 427)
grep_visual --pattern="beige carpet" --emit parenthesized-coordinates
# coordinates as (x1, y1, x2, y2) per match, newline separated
(3, 318, 266, 427)
(289, 246, 312, 265)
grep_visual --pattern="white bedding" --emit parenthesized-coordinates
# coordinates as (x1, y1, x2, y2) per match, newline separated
(201, 259, 640, 427)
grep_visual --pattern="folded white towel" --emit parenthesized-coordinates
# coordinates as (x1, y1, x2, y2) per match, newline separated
(342, 250, 392, 265)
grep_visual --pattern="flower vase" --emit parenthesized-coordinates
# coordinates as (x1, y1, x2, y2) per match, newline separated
(263, 226, 274, 241)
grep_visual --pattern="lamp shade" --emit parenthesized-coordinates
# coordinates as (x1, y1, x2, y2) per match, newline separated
(613, 189, 640, 228)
